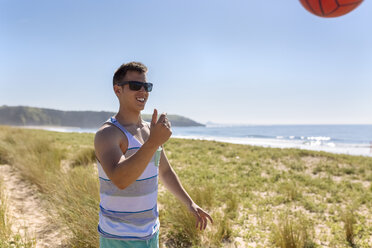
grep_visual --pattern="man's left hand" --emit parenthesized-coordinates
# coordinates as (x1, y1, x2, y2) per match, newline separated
(188, 202, 213, 230)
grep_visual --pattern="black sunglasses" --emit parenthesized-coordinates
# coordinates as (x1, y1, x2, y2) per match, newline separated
(116, 81, 153, 92)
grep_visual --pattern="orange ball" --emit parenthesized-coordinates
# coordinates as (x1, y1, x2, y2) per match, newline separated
(299, 0, 364, 17)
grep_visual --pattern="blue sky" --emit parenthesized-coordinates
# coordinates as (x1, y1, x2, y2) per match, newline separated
(1, 0, 371, 124)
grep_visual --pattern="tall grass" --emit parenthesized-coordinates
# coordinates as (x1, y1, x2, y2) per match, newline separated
(160, 184, 237, 247)
(48, 165, 100, 247)
(0, 177, 35, 248)
(0, 178, 11, 243)
(271, 212, 316, 248)
(160, 185, 213, 247)
(0, 144, 10, 164)
(342, 207, 357, 247)
(161, 199, 234, 248)
(0, 128, 64, 191)
(162, 199, 199, 247)
(0, 126, 99, 247)
(211, 213, 233, 246)
(71, 147, 96, 167)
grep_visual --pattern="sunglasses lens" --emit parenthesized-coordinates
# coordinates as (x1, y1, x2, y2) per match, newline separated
(128, 82, 142, 91)
(146, 83, 153, 92)
(125, 82, 152, 92)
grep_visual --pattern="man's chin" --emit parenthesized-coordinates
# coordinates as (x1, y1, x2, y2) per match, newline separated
(136, 105, 145, 111)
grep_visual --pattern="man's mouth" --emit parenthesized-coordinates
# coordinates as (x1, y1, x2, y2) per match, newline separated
(136, 97, 145, 103)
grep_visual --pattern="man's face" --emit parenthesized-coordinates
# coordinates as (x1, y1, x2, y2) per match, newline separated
(114, 71, 149, 111)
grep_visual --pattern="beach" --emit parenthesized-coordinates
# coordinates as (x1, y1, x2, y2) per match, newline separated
(1, 125, 372, 247)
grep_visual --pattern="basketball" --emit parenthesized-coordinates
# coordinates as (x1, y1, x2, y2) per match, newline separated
(299, 0, 364, 17)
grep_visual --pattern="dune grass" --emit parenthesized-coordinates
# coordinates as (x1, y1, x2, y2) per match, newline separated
(0, 178, 10, 244)
(0, 126, 98, 247)
(342, 207, 357, 247)
(70, 147, 96, 167)
(0, 178, 35, 248)
(270, 211, 316, 248)
(0, 125, 372, 247)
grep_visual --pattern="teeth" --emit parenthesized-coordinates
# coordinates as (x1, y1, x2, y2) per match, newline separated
(136, 98, 145, 102)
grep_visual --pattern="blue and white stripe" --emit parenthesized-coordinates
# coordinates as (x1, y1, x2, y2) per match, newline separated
(97, 117, 162, 240)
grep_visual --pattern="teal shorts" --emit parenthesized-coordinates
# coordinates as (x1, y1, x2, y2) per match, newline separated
(99, 231, 159, 248)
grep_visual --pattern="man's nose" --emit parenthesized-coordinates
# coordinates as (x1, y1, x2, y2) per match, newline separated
(139, 86, 146, 92)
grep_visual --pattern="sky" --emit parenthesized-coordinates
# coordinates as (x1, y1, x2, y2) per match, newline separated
(1, 0, 371, 125)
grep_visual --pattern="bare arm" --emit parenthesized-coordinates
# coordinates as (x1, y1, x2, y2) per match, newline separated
(95, 109, 171, 190)
(95, 129, 158, 189)
(159, 148, 213, 230)
(159, 149, 193, 205)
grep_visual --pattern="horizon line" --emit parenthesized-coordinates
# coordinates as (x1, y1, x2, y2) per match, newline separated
(2, 104, 372, 126)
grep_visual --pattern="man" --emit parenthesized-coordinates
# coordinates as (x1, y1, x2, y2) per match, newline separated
(94, 62, 213, 247)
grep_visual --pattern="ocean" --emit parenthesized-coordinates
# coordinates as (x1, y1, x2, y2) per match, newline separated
(171, 125, 372, 157)
(22, 124, 372, 157)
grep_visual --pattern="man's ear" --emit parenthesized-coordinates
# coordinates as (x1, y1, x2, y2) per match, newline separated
(113, 85, 122, 96)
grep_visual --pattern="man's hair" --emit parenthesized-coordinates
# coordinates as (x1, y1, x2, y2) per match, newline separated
(113, 62, 148, 86)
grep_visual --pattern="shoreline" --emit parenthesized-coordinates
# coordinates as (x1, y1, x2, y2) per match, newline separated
(172, 135, 372, 157)
(10, 125, 372, 157)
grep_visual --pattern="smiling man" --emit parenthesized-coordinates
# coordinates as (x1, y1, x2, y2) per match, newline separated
(94, 62, 213, 248)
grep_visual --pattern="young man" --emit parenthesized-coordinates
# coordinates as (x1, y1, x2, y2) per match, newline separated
(94, 62, 213, 247)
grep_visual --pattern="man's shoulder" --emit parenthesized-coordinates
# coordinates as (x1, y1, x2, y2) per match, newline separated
(96, 123, 115, 135)
(94, 123, 129, 154)
(95, 123, 123, 144)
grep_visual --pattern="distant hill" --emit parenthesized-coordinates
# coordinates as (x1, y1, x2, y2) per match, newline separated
(0, 106, 205, 128)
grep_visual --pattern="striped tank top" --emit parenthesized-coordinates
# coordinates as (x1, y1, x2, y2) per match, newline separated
(97, 116, 162, 240)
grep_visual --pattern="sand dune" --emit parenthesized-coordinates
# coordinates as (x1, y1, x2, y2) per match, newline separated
(0, 164, 69, 248)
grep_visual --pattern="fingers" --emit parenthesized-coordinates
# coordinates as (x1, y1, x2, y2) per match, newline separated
(151, 109, 158, 128)
(202, 210, 213, 224)
(195, 214, 203, 231)
(192, 208, 202, 230)
(157, 113, 172, 130)
(199, 214, 207, 230)
(162, 119, 171, 129)
(157, 112, 167, 124)
(195, 215, 200, 229)
(199, 210, 208, 230)
(152, 111, 171, 129)
(194, 208, 212, 231)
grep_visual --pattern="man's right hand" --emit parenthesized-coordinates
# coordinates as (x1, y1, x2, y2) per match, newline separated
(147, 109, 172, 147)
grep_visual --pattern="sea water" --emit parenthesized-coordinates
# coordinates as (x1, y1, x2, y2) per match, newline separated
(171, 125, 372, 157)
(21, 124, 372, 156)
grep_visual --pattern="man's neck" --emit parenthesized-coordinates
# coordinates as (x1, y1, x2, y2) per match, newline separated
(115, 105, 142, 127)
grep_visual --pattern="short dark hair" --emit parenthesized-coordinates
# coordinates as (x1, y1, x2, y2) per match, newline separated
(113, 62, 148, 86)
